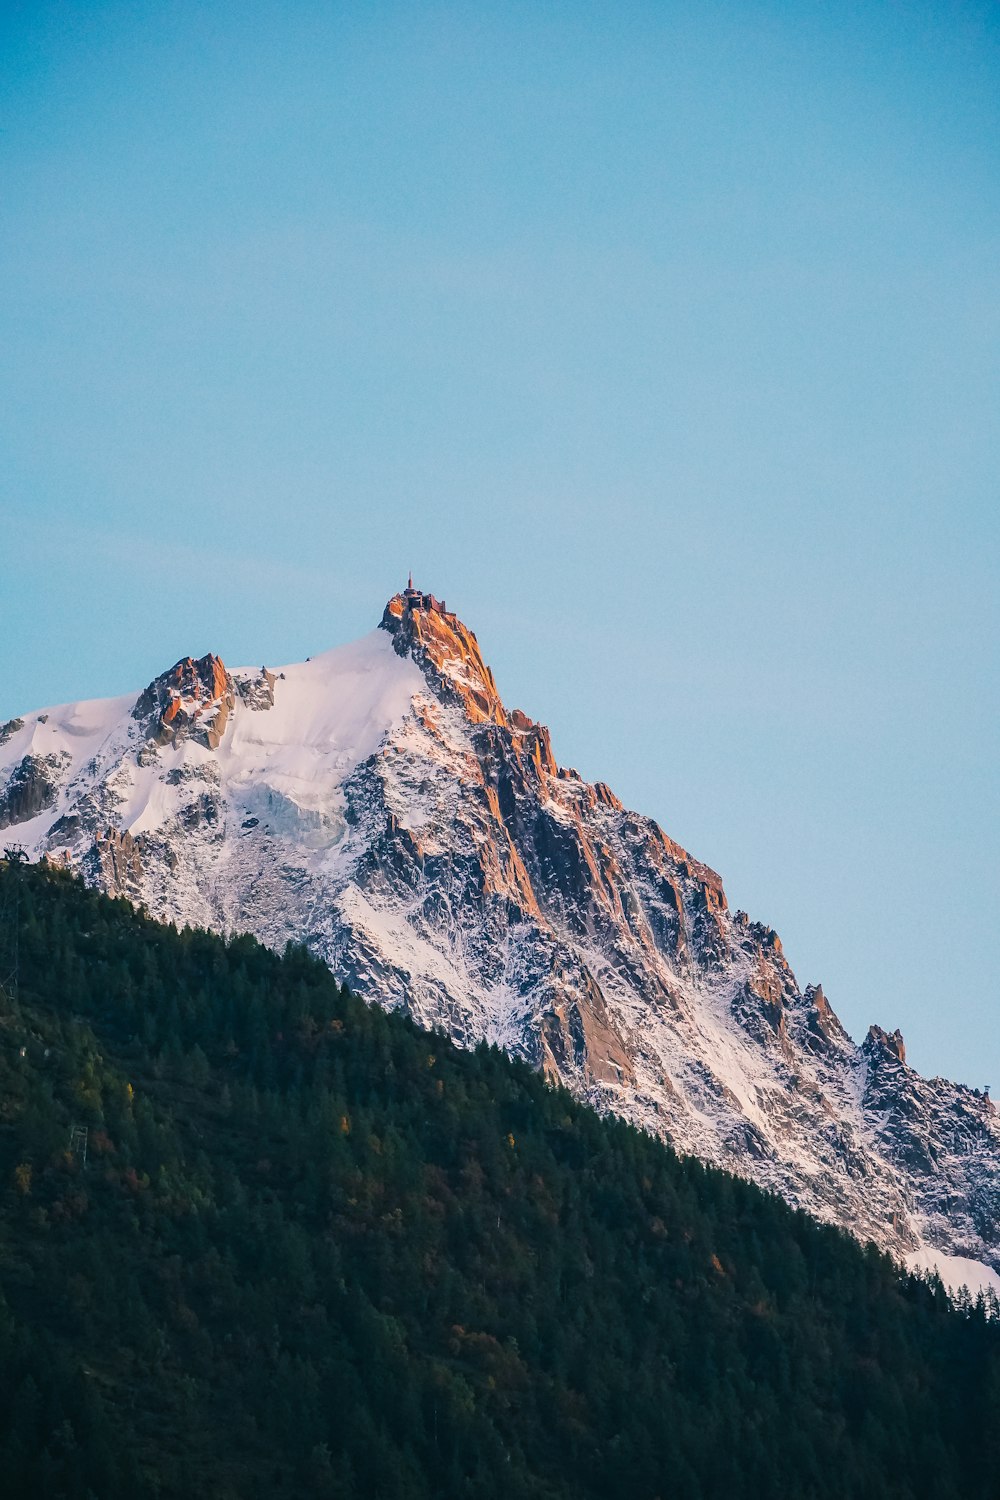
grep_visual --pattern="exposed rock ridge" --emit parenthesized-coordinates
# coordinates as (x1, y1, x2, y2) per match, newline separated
(382, 590, 510, 729)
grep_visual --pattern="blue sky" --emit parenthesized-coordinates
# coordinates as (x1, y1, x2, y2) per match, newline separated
(2, 1, 998, 1085)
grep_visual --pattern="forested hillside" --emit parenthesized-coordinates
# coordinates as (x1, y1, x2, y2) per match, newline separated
(0, 861, 997, 1500)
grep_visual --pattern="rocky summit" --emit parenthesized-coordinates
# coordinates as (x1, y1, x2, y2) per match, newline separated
(2, 586, 998, 1289)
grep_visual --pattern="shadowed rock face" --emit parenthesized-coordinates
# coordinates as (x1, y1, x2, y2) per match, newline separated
(0, 754, 66, 828)
(3, 588, 1000, 1283)
(867, 1024, 907, 1065)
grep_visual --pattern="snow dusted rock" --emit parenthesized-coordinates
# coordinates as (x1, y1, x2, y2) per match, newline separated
(0, 751, 68, 828)
(3, 587, 999, 1286)
(132, 653, 236, 751)
(233, 666, 277, 712)
(0, 717, 25, 747)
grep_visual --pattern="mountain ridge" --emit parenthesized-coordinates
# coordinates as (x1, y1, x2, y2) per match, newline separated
(2, 585, 998, 1288)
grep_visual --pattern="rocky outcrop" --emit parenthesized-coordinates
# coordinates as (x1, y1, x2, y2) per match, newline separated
(234, 667, 277, 711)
(866, 1024, 907, 1065)
(0, 753, 68, 828)
(87, 827, 144, 896)
(133, 654, 235, 750)
(803, 983, 850, 1050)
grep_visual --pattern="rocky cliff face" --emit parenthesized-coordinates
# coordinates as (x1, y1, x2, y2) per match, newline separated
(2, 589, 998, 1289)
(132, 653, 236, 751)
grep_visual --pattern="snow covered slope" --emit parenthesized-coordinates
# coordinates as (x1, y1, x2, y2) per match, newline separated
(3, 586, 998, 1289)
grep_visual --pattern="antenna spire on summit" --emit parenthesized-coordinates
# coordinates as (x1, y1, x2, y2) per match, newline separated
(407, 570, 413, 591)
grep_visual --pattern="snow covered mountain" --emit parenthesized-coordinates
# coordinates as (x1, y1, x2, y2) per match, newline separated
(3, 584, 999, 1291)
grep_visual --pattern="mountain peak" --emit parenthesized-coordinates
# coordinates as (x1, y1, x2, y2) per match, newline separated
(381, 585, 508, 730)
(3, 589, 999, 1286)
(381, 585, 560, 775)
(865, 1023, 907, 1065)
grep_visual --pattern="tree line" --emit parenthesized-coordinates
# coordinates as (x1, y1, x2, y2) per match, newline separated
(0, 861, 997, 1498)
